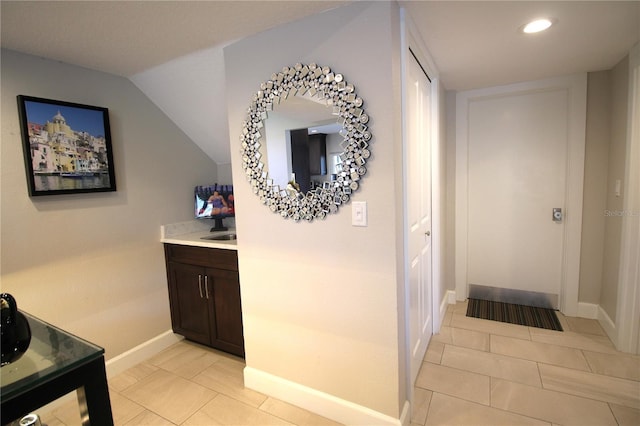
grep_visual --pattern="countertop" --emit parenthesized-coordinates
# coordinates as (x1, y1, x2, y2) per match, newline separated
(160, 220, 237, 251)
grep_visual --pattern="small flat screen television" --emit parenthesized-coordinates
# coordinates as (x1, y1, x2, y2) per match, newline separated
(195, 184, 234, 232)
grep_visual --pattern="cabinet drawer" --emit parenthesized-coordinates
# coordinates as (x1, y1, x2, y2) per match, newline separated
(164, 244, 238, 271)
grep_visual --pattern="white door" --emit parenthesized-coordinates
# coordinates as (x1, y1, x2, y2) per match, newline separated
(468, 90, 567, 303)
(406, 52, 432, 384)
(456, 75, 587, 312)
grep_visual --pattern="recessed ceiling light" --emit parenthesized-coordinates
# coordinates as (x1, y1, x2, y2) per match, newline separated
(521, 18, 554, 34)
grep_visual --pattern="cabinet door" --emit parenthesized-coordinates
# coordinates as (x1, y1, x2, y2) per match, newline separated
(167, 262, 211, 345)
(207, 268, 244, 357)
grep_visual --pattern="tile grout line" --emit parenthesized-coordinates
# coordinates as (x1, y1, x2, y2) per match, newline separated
(446, 326, 640, 402)
(535, 360, 543, 390)
(488, 375, 492, 408)
(255, 397, 298, 425)
(581, 347, 595, 374)
(536, 361, 640, 414)
(605, 401, 620, 426)
(445, 323, 638, 383)
(425, 389, 434, 426)
(434, 387, 556, 426)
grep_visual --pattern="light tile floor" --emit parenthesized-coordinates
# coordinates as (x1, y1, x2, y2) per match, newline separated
(40, 301, 639, 425)
(412, 301, 640, 426)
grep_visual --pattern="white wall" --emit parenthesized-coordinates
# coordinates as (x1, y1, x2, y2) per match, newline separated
(0, 49, 218, 359)
(130, 46, 232, 167)
(263, 112, 307, 189)
(225, 2, 406, 422)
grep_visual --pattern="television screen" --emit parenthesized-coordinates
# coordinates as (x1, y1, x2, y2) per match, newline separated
(195, 184, 234, 219)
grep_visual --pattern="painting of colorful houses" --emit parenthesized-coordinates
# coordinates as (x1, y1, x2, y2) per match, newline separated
(18, 96, 116, 196)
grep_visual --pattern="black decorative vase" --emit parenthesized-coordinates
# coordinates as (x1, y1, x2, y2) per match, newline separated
(1, 293, 31, 366)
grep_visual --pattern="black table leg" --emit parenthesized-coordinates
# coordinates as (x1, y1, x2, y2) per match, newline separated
(77, 357, 113, 426)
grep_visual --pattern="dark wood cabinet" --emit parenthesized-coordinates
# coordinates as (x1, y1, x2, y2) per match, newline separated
(164, 244, 244, 357)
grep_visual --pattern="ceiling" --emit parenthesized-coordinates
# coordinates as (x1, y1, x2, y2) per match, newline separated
(1, 1, 638, 164)
(0, 1, 349, 77)
(402, 1, 640, 90)
(2, 1, 638, 90)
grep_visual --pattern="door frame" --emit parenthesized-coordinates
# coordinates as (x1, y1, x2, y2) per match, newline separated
(400, 5, 442, 392)
(615, 42, 640, 354)
(455, 74, 587, 316)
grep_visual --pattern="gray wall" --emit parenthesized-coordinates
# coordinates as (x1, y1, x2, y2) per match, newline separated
(1, 49, 218, 358)
(580, 70, 611, 304)
(600, 56, 630, 319)
(580, 60, 629, 314)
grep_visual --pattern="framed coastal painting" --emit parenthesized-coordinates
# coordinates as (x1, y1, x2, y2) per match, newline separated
(17, 95, 116, 196)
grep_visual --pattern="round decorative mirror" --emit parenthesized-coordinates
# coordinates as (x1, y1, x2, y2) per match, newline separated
(240, 63, 371, 222)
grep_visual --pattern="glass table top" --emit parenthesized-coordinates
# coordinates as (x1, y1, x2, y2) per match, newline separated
(1, 311, 104, 400)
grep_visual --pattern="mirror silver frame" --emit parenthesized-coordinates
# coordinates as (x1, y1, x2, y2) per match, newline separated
(240, 63, 372, 222)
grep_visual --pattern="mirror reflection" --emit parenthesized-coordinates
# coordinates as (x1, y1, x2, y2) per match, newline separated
(262, 94, 344, 193)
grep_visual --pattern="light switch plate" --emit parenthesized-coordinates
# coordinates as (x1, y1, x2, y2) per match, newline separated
(352, 201, 367, 227)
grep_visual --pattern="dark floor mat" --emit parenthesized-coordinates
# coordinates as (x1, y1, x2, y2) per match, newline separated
(466, 298, 563, 331)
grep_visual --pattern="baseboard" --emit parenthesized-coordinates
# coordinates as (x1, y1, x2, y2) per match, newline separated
(577, 302, 599, 319)
(597, 305, 617, 346)
(446, 290, 457, 305)
(438, 290, 456, 331)
(105, 330, 183, 378)
(244, 366, 404, 425)
(574, 303, 618, 347)
(399, 400, 411, 426)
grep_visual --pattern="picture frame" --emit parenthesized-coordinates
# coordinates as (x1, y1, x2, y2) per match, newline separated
(17, 95, 116, 196)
